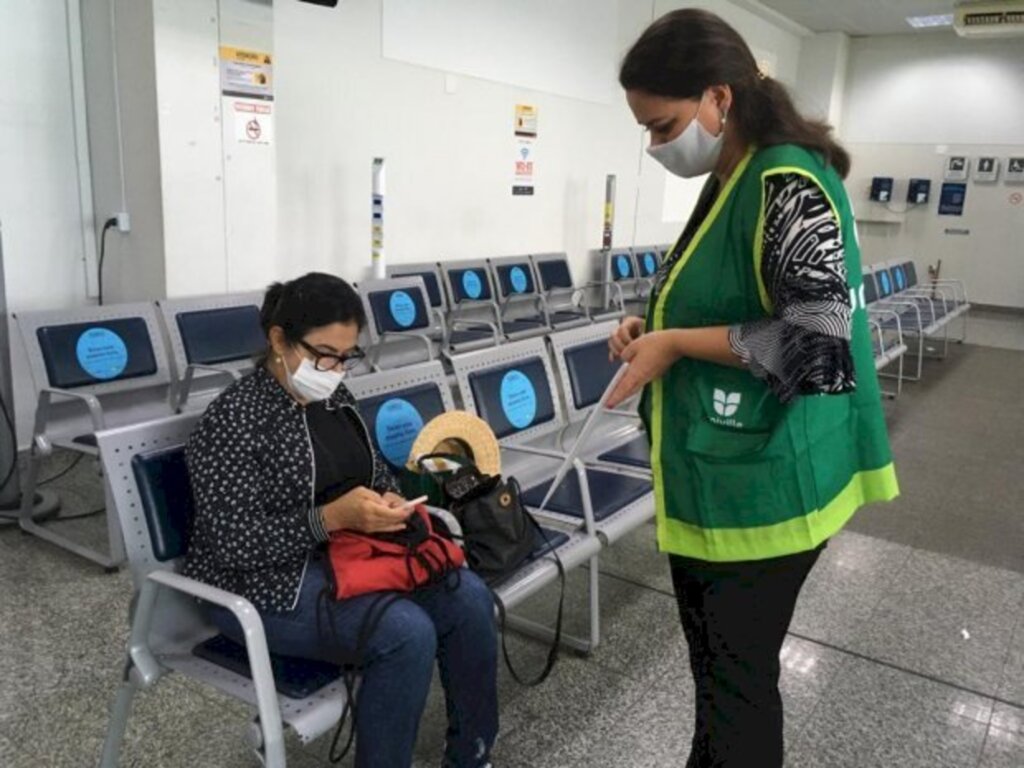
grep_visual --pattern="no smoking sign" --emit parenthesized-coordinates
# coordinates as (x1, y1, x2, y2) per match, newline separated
(234, 100, 273, 146)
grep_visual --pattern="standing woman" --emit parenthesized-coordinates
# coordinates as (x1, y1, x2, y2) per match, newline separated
(607, 10, 898, 767)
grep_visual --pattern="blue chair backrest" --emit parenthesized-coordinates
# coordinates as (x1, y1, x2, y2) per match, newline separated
(891, 264, 908, 293)
(635, 250, 660, 278)
(356, 383, 447, 468)
(393, 270, 444, 309)
(367, 287, 431, 334)
(448, 267, 492, 303)
(536, 259, 573, 290)
(610, 251, 635, 281)
(863, 275, 879, 305)
(901, 261, 920, 289)
(132, 446, 195, 562)
(563, 339, 621, 410)
(467, 357, 556, 439)
(37, 318, 158, 389)
(875, 268, 895, 298)
(175, 306, 265, 366)
(495, 263, 536, 298)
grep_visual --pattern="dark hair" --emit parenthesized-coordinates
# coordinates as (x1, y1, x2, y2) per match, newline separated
(619, 9, 850, 178)
(259, 272, 366, 344)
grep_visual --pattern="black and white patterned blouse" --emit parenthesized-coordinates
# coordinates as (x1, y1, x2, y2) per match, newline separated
(728, 172, 855, 403)
(182, 367, 400, 612)
(652, 171, 855, 404)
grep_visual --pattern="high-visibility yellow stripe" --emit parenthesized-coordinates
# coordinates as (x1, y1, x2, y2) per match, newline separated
(655, 463, 900, 561)
(649, 149, 755, 524)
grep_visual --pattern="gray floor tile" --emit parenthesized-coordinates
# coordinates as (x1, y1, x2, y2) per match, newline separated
(778, 636, 848, 744)
(991, 702, 1024, 735)
(787, 656, 991, 768)
(491, 654, 649, 767)
(847, 549, 1024, 694)
(978, 725, 1024, 768)
(791, 530, 912, 646)
(998, 616, 1024, 707)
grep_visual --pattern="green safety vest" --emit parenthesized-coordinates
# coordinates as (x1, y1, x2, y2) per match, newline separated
(641, 144, 899, 562)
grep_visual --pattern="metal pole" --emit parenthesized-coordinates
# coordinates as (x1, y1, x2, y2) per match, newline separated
(602, 174, 616, 250)
(371, 157, 385, 279)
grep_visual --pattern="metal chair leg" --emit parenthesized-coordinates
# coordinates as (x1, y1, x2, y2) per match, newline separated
(99, 665, 142, 768)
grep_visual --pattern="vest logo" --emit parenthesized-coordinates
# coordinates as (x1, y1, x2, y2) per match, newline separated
(712, 389, 742, 419)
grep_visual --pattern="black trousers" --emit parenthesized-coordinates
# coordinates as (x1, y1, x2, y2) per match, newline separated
(669, 544, 824, 768)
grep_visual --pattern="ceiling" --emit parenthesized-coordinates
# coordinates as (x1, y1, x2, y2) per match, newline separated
(755, 0, 959, 36)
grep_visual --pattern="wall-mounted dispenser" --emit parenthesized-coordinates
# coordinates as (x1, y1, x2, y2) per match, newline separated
(870, 177, 894, 202)
(907, 178, 931, 204)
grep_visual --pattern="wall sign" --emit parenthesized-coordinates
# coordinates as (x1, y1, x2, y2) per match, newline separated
(938, 182, 967, 216)
(1006, 158, 1024, 184)
(943, 156, 969, 182)
(974, 157, 999, 183)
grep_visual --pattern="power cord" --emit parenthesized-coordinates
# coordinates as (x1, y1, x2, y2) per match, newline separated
(0, 388, 17, 493)
(98, 217, 118, 306)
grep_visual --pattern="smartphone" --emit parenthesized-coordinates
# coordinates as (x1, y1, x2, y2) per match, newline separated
(395, 495, 428, 512)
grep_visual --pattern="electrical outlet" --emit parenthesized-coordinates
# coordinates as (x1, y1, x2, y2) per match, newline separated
(116, 212, 131, 233)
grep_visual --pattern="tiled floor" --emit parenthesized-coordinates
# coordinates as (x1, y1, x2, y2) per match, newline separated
(1, 319, 1023, 767)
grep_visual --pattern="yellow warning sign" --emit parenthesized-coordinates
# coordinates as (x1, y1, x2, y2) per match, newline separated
(219, 46, 273, 100)
(514, 104, 538, 138)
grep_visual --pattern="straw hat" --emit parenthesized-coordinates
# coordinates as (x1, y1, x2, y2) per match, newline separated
(407, 411, 502, 477)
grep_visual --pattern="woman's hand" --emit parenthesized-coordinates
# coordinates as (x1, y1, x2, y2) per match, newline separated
(322, 486, 409, 534)
(609, 316, 645, 360)
(606, 331, 683, 408)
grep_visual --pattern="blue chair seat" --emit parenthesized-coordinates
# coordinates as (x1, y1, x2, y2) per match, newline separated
(597, 434, 650, 469)
(550, 311, 587, 326)
(528, 526, 569, 561)
(449, 328, 493, 345)
(192, 634, 341, 700)
(522, 468, 651, 522)
(504, 317, 547, 334)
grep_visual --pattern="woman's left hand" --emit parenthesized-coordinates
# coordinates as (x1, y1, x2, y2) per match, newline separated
(382, 492, 406, 508)
(606, 330, 682, 408)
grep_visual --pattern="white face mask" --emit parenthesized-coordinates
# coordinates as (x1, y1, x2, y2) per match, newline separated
(646, 95, 725, 178)
(285, 355, 345, 402)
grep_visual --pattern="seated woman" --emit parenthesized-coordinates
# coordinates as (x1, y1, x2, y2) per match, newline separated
(182, 272, 498, 768)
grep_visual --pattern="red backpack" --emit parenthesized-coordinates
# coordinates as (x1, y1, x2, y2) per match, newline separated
(324, 505, 465, 600)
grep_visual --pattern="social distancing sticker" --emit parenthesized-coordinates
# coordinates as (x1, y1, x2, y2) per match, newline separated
(76, 328, 128, 380)
(500, 370, 537, 429)
(375, 398, 424, 467)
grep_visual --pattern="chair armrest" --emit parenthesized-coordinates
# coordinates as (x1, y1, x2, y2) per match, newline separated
(448, 319, 501, 347)
(36, 387, 105, 443)
(371, 331, 435, 370)
(176, 364, 244, 412)
(131, 570, 286, 764)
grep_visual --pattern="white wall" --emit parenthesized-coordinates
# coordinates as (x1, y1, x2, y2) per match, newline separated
(840, 34, 1024, 308)
(0, 1, 91, 313)
(274, 0, 807, 284)
(1, 1, 97, 447)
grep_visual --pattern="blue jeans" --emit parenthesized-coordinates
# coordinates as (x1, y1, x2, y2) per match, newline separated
(209, 555, 498, 768)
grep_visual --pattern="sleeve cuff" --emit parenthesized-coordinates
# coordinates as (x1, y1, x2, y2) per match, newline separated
(728, 324, 751, 364)
(308, 505, 330, 542)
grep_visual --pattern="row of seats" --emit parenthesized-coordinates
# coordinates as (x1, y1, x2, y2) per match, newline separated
(8, 249, 659, 568)
(861, 259, 970, 395)
(95, 320, 651, 767)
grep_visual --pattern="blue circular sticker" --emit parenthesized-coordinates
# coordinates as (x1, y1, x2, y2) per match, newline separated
(643, 252, 656, 276)
(894, 267, 906, 291)
(374, 398, 424, 467)
(880, 271, 892, 295)
(500, 370, 537, 429)
(510, 266, 528, 294)
(462, 270, 483, 299)
(615, 255, 631, 278)
(388, 290, 417, 328)
(76, 328, 128, 380)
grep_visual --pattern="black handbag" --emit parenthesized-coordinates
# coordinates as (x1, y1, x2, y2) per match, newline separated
(418, 456, 566, 686)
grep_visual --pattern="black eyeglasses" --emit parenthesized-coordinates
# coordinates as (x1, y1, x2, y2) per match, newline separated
(297, 340, 366, 372)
